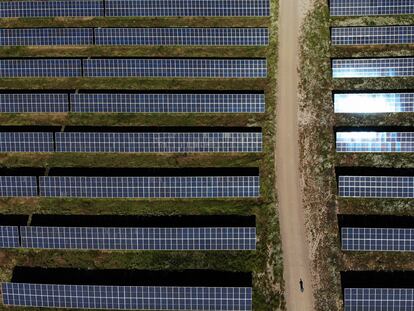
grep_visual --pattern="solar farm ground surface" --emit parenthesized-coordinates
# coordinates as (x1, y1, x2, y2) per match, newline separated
(0, 2, 283, 311)
(299, 1, 414, 311)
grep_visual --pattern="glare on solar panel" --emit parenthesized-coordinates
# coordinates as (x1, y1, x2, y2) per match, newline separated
(333, 93, 414, 113)
(332, 58, 414, 78)
(338, 176, 414, 198)
(0, 226, 19, 248)
(0, 59, 82, 78)
(20, 226, 256, 250)
(0, 132, 54, 152)
(336, 132, 414, 153)
(71, 93, 265, 113)
(2, 283, 253, 311)
(0, 176, 38, 197)
(330, 0, 414, 16)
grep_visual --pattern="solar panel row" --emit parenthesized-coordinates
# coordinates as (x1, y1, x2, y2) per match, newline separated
(0, 58, 267, 78)
(0, 132, 54, 152)
(331, 26, 414, 46)
(342, 227, 414, 252)
(0, 93, 265, 113)
(333, 93, 414, 113)
(336, 132, 414, 153)
(330, 0, 414, 16)
(338, 176, 414, 198)
(0, 176, 38, 197)
(0, 226, 19, 248)
(0, 0, 269, 17)
(0, 28, 269, 46)
(2, 283, 253, 310)
(20, 226, 256, 250)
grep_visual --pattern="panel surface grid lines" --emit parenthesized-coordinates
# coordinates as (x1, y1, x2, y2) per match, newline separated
(38, 176, 260, 198)
(20, 226, 257, 250)
(0, 226, 19, 248)
(331, 26, 414, 46)
(336, 132, 414, 153)
(330, 0, 414, 16)
(82, 59, 268, 78)
(332, 58, 414, 78)
(338, 176, 414, 198)
(0, 93, 69, 113)
(0, 176, 37, 197)
(0, 59, 82, 78)
(0, 28, 94, 46)
(0, 1, 104, 18)
(105, 0, 269, 17)
(95, 28, 269, 46)
(0, 132, 54, 152)
(2, 283, 253, 311)
(342, 227, 414, 252)
(55, 132, 263, 153)
(344, 288, 414, 311)
(334, 93, 414, 113)
(70, 93, 266, 113)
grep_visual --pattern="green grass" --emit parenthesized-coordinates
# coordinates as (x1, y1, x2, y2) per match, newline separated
(0, 1, 285, 310)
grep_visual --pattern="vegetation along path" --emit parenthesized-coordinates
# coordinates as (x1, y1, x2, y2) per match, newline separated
(276, 0, 315, 310)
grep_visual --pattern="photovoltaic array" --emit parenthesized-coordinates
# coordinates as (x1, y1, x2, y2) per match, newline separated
(0, 59, 82, 78)
(55, 132, 262, 153)
(2, 283, 253, 311)
(331, 26, 414, 46)
(332, 58, 414, 78)
(83, 59, 267, 78)
(71, 93, 265, 113)
(330, 0, 414, 16)
(38, 176, 260, 198)
(333, 93, 414, 113)
(336, 132, 414, 153)
(344, 288, 414, 311)
(338, 176, 414, 198)
(342, 227, 414, 252)
(0, 0, 104, 18)
(0, 226, 19, 248)
(0, 176, 37, 197)
(20, 226, 256, 250)
(0, 132, 54, 152)
(0, 93, 69, 113)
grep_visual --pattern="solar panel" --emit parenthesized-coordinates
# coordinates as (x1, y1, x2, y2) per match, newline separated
(106, 0, 269, 16)
(336, 132, 414, 153)
(2, 283, 253, 310)
(39, 176, 260, 198)
(338, 176, 414, 198)
(0, 28, 94, 46)
(71, 93, 265, 113)
(344, 288, 414, 311)
(0, 0, 104, 18)
(331, 26, 414, 46)
(330, 0, 414, 16)
(0, 132, 54, 152)
(0, 93, 68, 113)
(20, 226, 256, 250)
(0, 226, 19, 248)
(0, 176, 37, 197)
(82, 59, 267, 78)
(342, 227, 414, 251)
(0, 59, 82, 78)
(334, 93, 414, 113)
(332, 58, 414, 78)
(55, 132, 263, 153)
(95, 28, 269, 46)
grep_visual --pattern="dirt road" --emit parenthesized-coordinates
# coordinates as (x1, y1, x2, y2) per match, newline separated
(276, 0, 315, 310)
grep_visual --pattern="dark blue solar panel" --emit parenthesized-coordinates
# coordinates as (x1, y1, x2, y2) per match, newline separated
(71, 93, 265, 113)
(106, 0, 269, 16)
(0, 226, 19, 248)
(0, 132, 54, 152)
(83, 59, 267, 78)
(0, 28, 94, 46)
(2, 283, 253, 311)
(0, 176, 37, 197)
(95, 28, 269, 46)
(20, 226, 256, 250)
(0, 1, 104, 18)
(0, 93, 69, 113)
(0, 59, 82, 78)
(330, 0, 414, 16)
(55, 132, 263, 153)
(39, 176, 260, 198)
